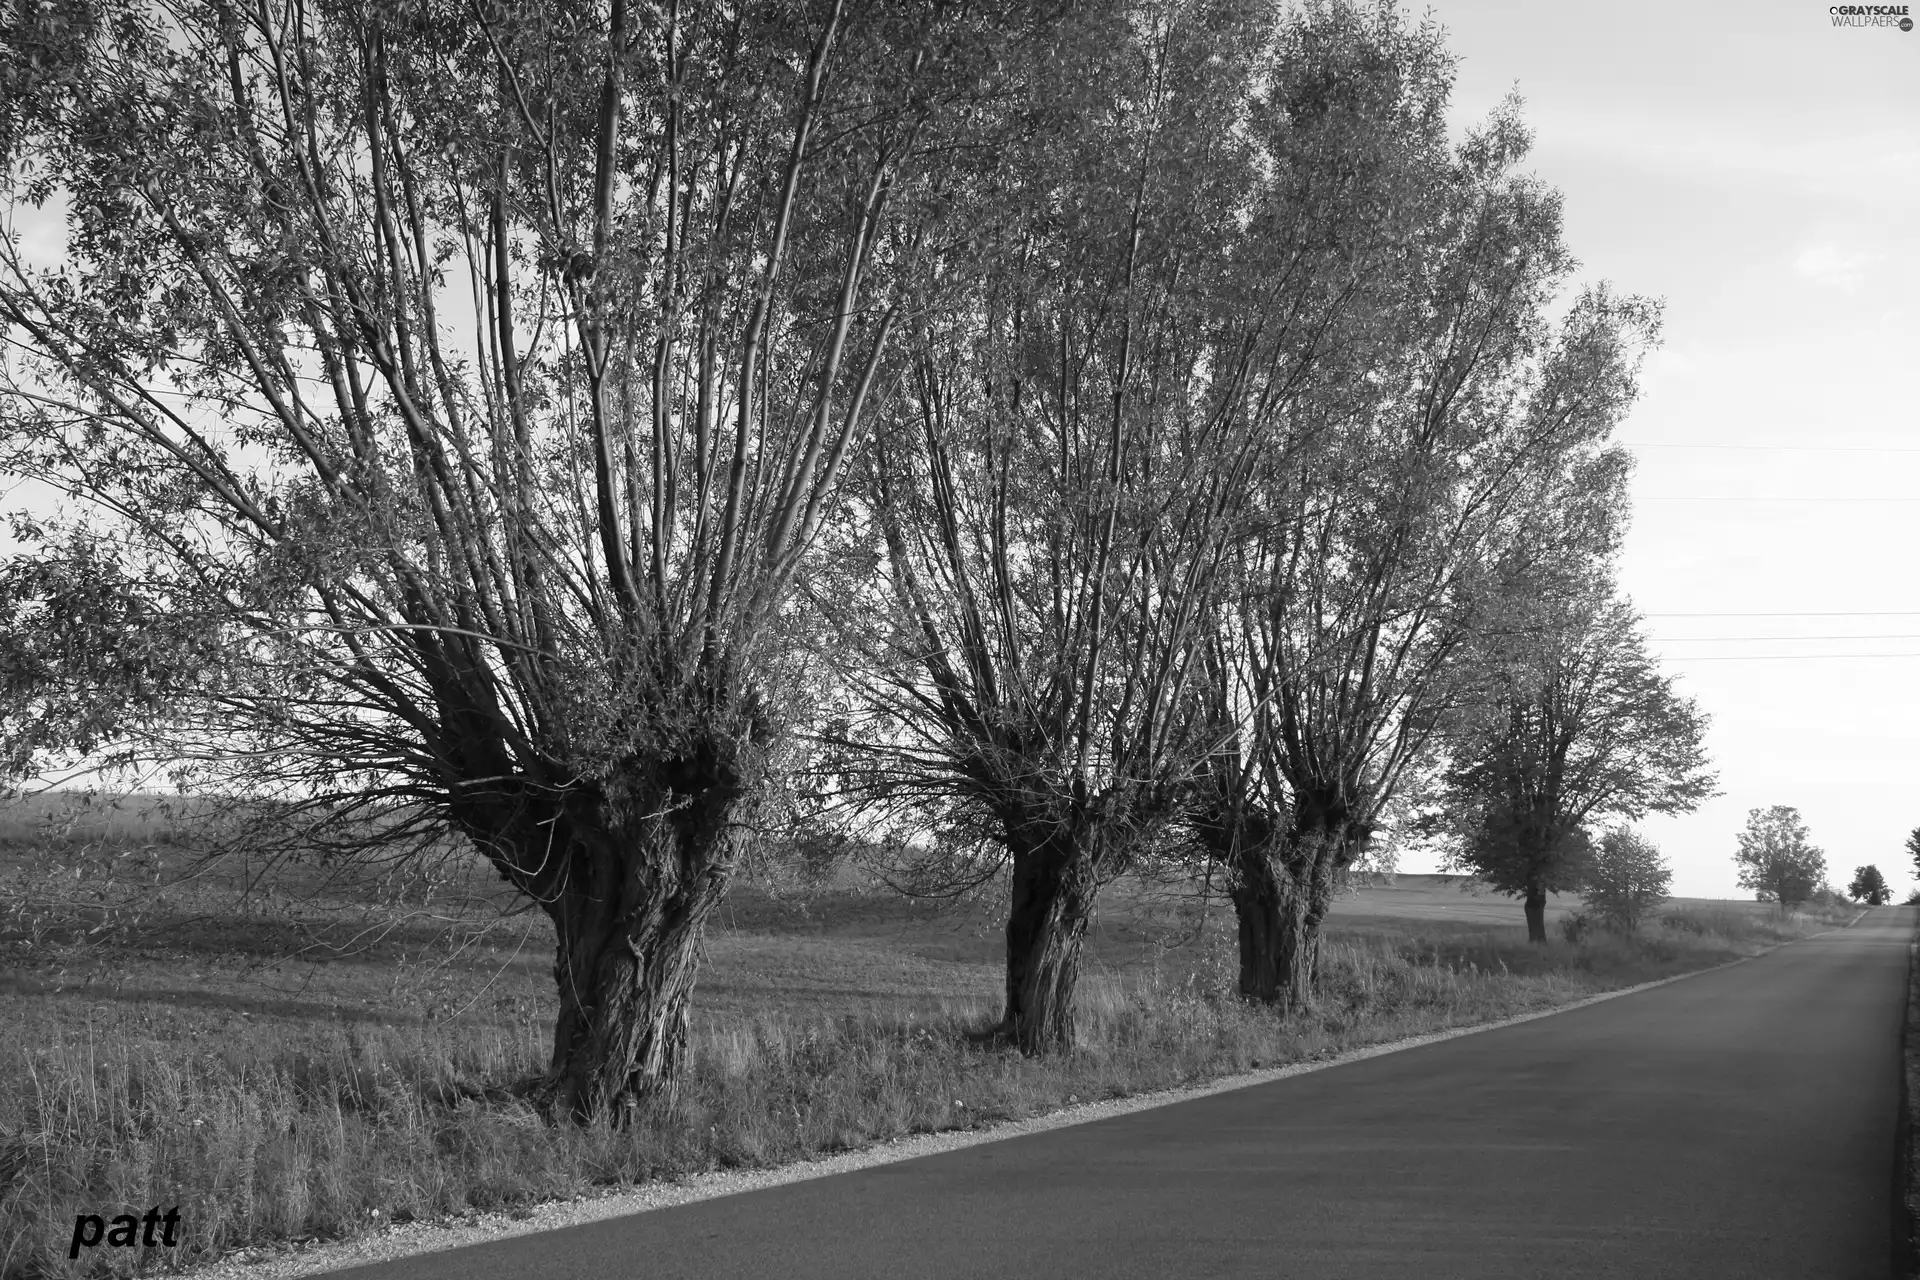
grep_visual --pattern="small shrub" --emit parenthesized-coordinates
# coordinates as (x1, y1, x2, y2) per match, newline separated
(1659, 910, 1710, 936)
(1559, 909, 1594, 943)
(1584, 827, 1672, 934)
(1180, 926, 1239, 1003)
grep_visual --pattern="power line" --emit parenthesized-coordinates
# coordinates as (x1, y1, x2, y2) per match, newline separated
(1645, 611, 1920, 617)
(1621, 441, 1920, 454)
(1661, 653, 1920, 661)
(1652, 634, 1920, 642)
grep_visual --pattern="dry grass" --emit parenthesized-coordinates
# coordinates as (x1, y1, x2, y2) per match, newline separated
(0, 799, 1858, 1277)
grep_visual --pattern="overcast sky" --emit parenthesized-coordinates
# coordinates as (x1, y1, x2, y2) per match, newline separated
(1392, 0, 1920, 897)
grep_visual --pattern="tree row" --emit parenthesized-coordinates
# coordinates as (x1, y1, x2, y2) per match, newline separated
(0, 0, 1709, 1123)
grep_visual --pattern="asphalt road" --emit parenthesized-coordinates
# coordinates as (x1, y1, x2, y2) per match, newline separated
(335, 907, 1912, 1279)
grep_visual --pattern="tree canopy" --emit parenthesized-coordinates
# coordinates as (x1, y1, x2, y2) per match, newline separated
(1846, 864, 1889, 906)
(1434, 585, 1714, 941)
(1734, 806, 1827, 909)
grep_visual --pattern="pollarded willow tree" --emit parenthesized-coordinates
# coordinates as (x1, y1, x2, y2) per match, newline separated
(0, 0, 1064, 1122)
(1190, 58, 1669, 1005)
(1185, 0, 1454, 1007)
(814, 0, 1400, 1053)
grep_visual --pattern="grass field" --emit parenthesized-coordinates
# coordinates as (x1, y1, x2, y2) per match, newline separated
(0, 793, 1858, 1278)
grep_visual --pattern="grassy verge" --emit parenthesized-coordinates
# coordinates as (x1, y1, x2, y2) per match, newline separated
(0, 890, 1846, 1279)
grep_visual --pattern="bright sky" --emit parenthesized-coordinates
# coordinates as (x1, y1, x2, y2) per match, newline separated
(1394, 0, 1920, 898)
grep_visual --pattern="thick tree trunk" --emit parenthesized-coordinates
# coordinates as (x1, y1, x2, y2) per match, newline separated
(539, 847, 728, 1126)
(1523, 880, 1548, 943)
(1226, 839, 1313, 1006)
(1226, 836, 1335, 1010)
(1193, 793, 1297, 1006)
(1000, 823, 1097, 1055)
(1273, 884, 1318, 1008)
(1227, 821, 1354, 1011)
(1229, 843, 1286, 1003)
(1238, 869, 1322, 1008)
(1282, 839, 1338, 1009)
(456, 741, 751, 1126)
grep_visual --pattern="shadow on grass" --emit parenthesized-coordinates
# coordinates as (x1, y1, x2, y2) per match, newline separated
(0, 975, 426, 1027)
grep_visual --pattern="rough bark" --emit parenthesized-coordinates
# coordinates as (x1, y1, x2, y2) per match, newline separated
(1000, 819, 1098, 1055)
(454, 735, 752, 1125)
(1229, 842, 1289, 1003)
(1193, 790, 1296, 1005)
(1295, 841, 1344, 1000)
(1234, 850, 1327, 1009)
(1523, 880, 1549, 943)
(539, 840, 727, 1126)
(1209, 803, 1361, 1011)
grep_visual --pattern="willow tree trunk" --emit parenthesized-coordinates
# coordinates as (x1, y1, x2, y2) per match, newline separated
(540, 837, 732, 1126)
(1228, 826, 1349, 1011)
(1523, 881, 1549, 943)
(1229, 839, 1312, 1005)
(458, 745, 751, 1126)
(1193, 797, 1297, 1004)
(1229, 843, 1283, 1002)
(1001, 822, 1099, 1055)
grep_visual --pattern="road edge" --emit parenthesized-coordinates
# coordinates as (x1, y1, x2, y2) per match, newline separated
(1901, 912, 1919, 1278)
(186, 922, 1843, 1280)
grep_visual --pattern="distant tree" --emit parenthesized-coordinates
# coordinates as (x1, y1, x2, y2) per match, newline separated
(1907, 828, 1920, 885)
(1846, 864, 1891, 906)
(1808, 882, 1846, 909)
(1435, 588, 1715, 943)
(1734, 807, 1827, 910)
(1583, 827, 1672, 933)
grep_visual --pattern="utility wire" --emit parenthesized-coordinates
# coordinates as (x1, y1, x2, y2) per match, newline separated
(1645, 611, 1920, 617)
(1652, 634, 1920, 642)
(1621, 441, 1920, 453)
(1660, 653, 1920, 661)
